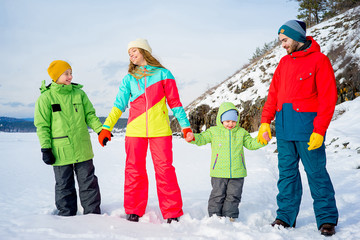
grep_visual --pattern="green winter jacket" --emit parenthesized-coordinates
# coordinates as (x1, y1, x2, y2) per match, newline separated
(34, 81, 103, 166)
(191, 102, 265, 178)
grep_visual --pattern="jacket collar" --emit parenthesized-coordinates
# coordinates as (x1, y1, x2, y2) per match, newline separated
(289, 36, 320, 58)
(41, 82, 83, 94)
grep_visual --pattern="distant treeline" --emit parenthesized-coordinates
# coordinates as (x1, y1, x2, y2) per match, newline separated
(0, 117, 128, 133)
(294, 0, 360, 26)
(0, 117, 37, 132)
(250, 0, 360, 63)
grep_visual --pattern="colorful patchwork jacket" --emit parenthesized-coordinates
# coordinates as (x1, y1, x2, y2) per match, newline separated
(103, 65, 190, 137)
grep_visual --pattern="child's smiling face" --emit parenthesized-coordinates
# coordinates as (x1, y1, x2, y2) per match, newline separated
(222, 120, 237, 130)
(56, 69, 72, 85)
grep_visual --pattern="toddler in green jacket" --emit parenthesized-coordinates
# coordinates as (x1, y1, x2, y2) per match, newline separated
(34, 60, 102, 216)
(185, 102, 267, 221)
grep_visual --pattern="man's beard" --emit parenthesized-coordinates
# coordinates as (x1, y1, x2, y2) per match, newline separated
(287, 41, 300, 54)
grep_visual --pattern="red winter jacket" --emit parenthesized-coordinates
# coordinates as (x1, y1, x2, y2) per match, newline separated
(261, 36, 337, 138)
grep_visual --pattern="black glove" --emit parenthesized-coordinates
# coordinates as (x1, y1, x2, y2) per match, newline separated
(41, 148, 56, 165)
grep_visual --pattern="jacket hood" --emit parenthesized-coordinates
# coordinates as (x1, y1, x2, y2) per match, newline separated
(39, 80, 83, 94)
(216, 102, 240, 127)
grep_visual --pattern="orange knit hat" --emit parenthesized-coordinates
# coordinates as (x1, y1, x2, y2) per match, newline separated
(47, 60, 72, 82)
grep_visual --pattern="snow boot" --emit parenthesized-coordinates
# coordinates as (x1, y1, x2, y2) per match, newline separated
(167, 217, 179, 224)
(126, 214, 140, 222)
(320, 223, 336, 236)
(271, 219, 290, 228)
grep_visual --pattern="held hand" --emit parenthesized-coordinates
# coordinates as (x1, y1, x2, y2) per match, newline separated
(257, 123, 272, 145)
(263, 131, 271, 143)
(307, 132, 324, 151)
(185, 132, 195, 142)
(41, 148, 56, 165)
(98, 129, 112, 147)
(182, 127, 194, 142)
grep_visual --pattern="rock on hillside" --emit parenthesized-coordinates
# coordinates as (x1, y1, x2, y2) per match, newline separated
(171, 6, 360, 134)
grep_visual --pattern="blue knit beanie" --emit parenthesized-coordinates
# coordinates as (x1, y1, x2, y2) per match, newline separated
(221, 109, 238, 122)
(278, 20, 306, 43)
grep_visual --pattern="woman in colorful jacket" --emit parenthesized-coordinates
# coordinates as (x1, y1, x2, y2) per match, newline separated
(34, 60, 103, 216)
(98, 39, 193, 223)
(185, 102, 266, 221)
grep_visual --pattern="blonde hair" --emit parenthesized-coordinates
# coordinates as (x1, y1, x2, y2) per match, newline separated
(128, 48, 165, 79)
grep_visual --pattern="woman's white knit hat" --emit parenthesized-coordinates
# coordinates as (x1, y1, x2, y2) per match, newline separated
(127, 38, 152, 53)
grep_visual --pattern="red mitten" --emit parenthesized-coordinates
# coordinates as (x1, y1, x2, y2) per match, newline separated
(182, 128, 194, 142)
(98, 129, 112, 147)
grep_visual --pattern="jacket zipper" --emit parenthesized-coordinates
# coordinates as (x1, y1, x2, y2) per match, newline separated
(241, 153, 246, 169)
(73, 104, 78, 112)
(229, 130, 232, 178)
(144, 67, 149, 137)
(213, 154, 218, 169)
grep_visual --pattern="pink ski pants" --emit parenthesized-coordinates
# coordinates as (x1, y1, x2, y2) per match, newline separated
(124, 136, 183, 219)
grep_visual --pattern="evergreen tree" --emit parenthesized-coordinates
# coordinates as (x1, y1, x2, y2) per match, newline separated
(322, 0, 360, 20)
(295, 0, 325, 26)
(294, 0, 360, 24)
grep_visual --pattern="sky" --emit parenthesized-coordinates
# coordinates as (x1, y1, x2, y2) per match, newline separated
(0, 0, 299, 118)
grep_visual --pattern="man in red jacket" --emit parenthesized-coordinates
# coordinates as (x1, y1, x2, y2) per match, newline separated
(257, 20, 338, 236)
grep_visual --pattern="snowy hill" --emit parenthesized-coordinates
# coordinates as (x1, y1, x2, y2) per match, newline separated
(177, 6, 360, 134)
(1, 94, 360, 240)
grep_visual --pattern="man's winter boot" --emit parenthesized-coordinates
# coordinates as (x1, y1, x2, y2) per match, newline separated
(271, 219, 290, 228)
(320, 223, 336, 236)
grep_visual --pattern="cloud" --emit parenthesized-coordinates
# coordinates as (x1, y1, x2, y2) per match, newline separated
(3, 102, 25, 107)
(99, 60, 128, 81)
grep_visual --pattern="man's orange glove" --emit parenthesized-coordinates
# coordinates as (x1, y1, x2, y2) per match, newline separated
(307, 132, 324, 151)
(98, 129, 112, 147)
(257, 123, 272, 145)
(182, 127, 194, 142)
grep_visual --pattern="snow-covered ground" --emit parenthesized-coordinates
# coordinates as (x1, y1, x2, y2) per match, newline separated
(1, 98, 360, 240)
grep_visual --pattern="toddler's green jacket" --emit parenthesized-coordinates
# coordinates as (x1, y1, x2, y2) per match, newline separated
(191, 102, 265, 178)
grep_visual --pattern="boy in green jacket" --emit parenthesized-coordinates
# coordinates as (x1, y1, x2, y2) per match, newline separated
(34, 60, 103, 216)
(185, 102, 267, 221)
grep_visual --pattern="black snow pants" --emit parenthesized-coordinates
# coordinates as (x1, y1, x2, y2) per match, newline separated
(53, 159, 101, 216)
(208, 177, 244, 218)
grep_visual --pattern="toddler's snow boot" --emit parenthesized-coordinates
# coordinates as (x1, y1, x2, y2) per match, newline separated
(229, 217, 236, 222)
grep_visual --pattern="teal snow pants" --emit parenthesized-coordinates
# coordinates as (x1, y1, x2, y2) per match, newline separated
(275, 139, 338, 229)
